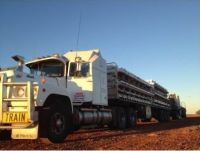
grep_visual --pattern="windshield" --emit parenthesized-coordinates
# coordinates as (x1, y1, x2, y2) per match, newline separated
(27, 59, 65, 77)
(69, 62, 90, 77)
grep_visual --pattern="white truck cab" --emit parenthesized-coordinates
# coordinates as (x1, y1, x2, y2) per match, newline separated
(0, 49, 110, 143)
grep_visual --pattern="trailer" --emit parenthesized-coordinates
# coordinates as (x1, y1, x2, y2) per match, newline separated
(0, 49, 185, 143)
(169, 94, 186, 119)
(107, 65, 172, 127)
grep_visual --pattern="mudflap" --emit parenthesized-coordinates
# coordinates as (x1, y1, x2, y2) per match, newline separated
(11, 124, 38, 139)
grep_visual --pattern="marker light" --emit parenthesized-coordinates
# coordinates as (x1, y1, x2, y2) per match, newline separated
(17, 87, 25, 97)
(41, 76, 46, 84)
(13, 86, 26, 98)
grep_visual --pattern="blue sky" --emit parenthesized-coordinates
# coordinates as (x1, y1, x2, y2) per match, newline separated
(0, 0, 199, 113)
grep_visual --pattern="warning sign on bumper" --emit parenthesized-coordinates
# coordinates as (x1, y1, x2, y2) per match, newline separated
(2, 112, 28, 123)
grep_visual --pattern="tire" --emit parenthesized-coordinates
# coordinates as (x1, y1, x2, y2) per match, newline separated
(46, 102, 71, 143)
(157, 110, 162, 122)
(182, 110, 186, 118)
(173, 111, 181, 120)
(158, 110, 165, 122)
(161, 111, 170, 122)
(108, 107, 118, 129)
(126, 108, 137, 128)
(116, 107, 127, 129)
(166, 111, 170, 122)
(163, 111, 167, 122)
(172, 111, 178, 120)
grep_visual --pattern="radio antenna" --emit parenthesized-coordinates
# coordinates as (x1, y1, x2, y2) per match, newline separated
(76, 11, 82, 50)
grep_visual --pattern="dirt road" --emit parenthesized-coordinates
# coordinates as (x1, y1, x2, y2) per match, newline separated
(0, 116, 200, 150)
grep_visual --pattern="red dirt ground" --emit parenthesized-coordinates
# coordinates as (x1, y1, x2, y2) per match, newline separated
(0, 115, 200, 150)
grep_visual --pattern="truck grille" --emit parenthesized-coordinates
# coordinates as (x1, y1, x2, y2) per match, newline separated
(0, 73, 34, 125)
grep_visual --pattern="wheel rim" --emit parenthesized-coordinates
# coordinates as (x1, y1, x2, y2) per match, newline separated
(50, 112, 66, 135)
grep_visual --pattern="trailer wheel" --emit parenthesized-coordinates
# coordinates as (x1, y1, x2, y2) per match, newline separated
(46, 102, 71, 143)
(166, 111, 170, 122)
(160, 110, 170, 122)
(158, 110, 165, 122)
(108, 107, 118, 129)
(126, 108, 137, 128)
(163, 111, 167, 122)
(172, 111, 178, 120)
(172, 111, 181, 120)
(116, 107, 127, 129)
(182, 109, 186, 118)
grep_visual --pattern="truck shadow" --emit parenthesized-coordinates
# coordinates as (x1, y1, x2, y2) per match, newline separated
(67, 116, 200, 142)
(0, 130, 11, 140)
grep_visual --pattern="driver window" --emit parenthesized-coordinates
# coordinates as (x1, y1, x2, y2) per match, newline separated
(81, 63, 89, 76)
(69, 63, 77, 76)
(69, 62, 90, 77)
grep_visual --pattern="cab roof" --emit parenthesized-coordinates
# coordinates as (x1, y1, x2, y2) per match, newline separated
(64, 49, 101, 62)
(26, 54, 68, 67)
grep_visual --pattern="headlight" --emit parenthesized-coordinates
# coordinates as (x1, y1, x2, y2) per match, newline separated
(17, 87, 25, 97)
(13, 86, 26, 98)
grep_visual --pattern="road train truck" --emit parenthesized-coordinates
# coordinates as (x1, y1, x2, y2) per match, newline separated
(0, 49, 185, 143)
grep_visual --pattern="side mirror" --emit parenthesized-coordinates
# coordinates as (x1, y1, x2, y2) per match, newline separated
(12, 55, 25, 71)
(75, 56, 82, 72)
(76, 62, 81, 72)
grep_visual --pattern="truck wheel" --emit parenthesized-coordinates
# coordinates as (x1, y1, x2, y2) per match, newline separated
(126, 108, 137, 128)
(47, 102, 71, 143)
(116, 107, 127, 129)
